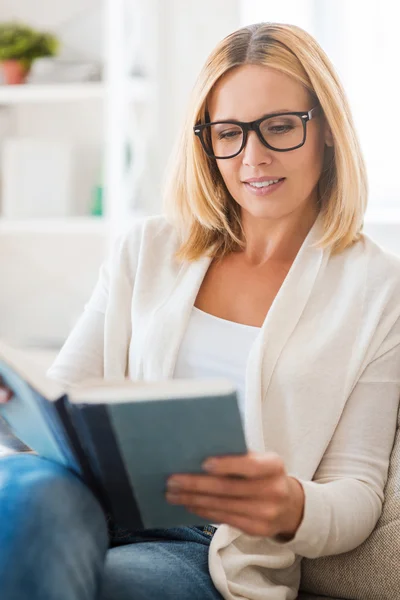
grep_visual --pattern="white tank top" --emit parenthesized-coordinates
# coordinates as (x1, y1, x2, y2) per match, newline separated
(173, 306, 261, 422)
(173, 306, 261, 528)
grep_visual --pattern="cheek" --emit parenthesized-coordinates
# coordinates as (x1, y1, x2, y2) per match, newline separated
(216, 160, 242, 193)
(291, 140, 325, 183)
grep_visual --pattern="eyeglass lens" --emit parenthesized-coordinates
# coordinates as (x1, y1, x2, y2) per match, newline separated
(206, 114, 305, 157)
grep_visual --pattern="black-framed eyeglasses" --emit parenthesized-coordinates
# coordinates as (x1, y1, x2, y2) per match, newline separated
(193, 105, 320, 159)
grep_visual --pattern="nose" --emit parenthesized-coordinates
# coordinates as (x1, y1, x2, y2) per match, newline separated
(242, 130, 273, 168)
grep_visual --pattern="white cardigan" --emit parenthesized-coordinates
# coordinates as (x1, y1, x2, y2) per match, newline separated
(48, 213, 400, 600)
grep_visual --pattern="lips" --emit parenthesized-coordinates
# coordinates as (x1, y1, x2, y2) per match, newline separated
(243, 177, 285, 184)
(243, 177, 286, 196)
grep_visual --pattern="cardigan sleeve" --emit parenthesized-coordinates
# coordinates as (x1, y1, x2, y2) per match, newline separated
(46, 227, 137, 387)
(270, 338, 400, 558)
(45, 309, 105, 387)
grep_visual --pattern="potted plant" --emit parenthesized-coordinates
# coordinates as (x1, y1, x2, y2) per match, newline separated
(0, 22, 59, 85)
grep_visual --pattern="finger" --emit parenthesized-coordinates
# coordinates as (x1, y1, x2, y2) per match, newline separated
(185, 506, 274, 537)
(0, 387, 13, 404)
(170, 474, 266, 499)
(168, 491, 272, 521)
(203, 451, 284, 479)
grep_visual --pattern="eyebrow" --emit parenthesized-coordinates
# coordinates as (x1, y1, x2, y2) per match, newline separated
(211, 108, 295, 122)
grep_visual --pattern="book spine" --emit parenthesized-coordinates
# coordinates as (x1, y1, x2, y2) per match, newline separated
(68, 403, 144, 531)
(55, 397, 105, 502)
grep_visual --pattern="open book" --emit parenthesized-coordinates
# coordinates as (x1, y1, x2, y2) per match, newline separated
(0, 341, 247, 530)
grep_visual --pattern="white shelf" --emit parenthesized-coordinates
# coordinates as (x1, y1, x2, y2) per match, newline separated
(0, 216, 109, 234)
(0, 211, 150, 234)
(0, 78, 151, 105)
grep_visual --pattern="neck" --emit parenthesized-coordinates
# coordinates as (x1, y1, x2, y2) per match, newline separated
(239, 203, 320, 267)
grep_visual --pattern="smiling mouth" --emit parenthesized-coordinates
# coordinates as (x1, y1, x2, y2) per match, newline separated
(244, 177, 286, 188)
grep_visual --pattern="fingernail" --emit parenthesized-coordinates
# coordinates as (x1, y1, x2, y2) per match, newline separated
(167, 480, 181, 491)
(202, 459, 217, 471)
(0, 390, 12, 403)
(166, 492, 180, 503)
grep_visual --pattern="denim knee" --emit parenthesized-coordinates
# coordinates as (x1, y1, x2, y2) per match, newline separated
(0, 453, 107, 541)
(0, 453, 109, 600)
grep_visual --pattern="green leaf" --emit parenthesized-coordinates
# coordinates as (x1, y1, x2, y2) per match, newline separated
(0, 22, 59, 61)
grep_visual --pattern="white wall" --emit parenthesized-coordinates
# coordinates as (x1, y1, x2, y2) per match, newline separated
(363, 222, 400, 257)
(0, 231, 107, 348)
(148, 0, 241, 200)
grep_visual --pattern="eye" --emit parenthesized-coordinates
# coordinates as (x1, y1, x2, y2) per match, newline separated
(218, 129, 241, 140)
(268, 124, 294, 134)
(262, 114, 300, 136)
(211, 123, 243, 142)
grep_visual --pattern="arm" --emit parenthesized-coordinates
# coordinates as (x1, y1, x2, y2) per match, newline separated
(46, 228, 135, 388)
(46, 309, 105, 387)
(271, 340, 400, 558)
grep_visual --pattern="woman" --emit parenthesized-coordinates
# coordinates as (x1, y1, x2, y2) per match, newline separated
(1, 22, 400, 600)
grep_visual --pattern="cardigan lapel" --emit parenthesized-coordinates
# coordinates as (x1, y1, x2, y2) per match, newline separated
(243, 213, 327, 454)
(141, 254, 212, 380)
(215, 213, 328, 552)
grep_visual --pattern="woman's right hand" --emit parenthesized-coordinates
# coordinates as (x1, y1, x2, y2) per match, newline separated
(0, 378, 13, 403)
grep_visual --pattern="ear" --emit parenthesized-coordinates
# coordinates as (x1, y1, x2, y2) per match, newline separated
(323, 120, 334, 147)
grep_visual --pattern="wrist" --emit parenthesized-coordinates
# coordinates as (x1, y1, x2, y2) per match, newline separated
(275, 476, 305, 541)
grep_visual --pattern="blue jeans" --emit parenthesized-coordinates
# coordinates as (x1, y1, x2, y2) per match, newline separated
(0, 454, 224, 600)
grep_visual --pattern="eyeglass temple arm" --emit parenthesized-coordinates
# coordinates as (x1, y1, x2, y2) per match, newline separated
(306, 105, 321, 121)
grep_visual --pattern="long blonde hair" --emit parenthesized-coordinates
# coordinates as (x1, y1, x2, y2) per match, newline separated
(163, 22, 368, 261)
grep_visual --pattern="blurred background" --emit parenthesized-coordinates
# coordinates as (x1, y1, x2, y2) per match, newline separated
(0, 0, 398, 364)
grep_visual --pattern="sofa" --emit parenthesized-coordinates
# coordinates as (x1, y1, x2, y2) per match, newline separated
(298, 596, 343, 600)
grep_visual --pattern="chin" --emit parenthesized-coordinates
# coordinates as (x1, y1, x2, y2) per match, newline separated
(240, 199, 294, 221)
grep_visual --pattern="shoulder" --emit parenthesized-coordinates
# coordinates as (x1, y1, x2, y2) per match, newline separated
(361, 235, 400, 364)
(362, 235, 400, 338)
(357, 233, 400, 294)
(119, 214, 178, 250)
(325, 232, 400, 330)
(331, 231, 400, 293)
(105, 215, 182, 286)
(319, 233, 400, 367)
(110, 214, 179, 263)
(341, 233, 400, 353)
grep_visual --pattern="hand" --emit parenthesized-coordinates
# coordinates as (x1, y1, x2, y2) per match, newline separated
(0, 378, 13, 404)
(165, 451, 305, 539)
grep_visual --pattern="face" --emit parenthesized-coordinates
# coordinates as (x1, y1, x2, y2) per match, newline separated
(206, 64, 333, 223)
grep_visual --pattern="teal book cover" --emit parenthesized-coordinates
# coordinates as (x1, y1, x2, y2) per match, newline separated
(0, 359, 80, 474)
(75, 390, 247, 529)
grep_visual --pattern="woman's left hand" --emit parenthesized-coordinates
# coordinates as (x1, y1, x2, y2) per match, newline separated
(166, 450, 305, 539)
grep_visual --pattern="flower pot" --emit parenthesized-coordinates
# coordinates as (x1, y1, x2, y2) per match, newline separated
(1, 60, 30, 85)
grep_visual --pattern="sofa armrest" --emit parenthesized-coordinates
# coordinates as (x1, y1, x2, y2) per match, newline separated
(297, 594, 346, 600)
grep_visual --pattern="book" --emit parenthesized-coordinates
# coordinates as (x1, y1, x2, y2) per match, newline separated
(0, 341, 248, 531)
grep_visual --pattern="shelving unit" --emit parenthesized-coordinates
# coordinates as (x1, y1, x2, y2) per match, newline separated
(0, 216, 108, 234)
(0, 210, 151, 234)
(0, 78, 152, 105)
(0, 0, 158, 239)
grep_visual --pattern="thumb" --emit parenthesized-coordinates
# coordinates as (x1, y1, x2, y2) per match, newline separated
(0, 382, 13, 404)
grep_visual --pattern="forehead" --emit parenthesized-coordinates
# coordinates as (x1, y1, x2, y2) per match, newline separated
(207, 64, 310, 121)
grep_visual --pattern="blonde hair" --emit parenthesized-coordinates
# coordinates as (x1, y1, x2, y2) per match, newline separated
(163, 22, 368, 261)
